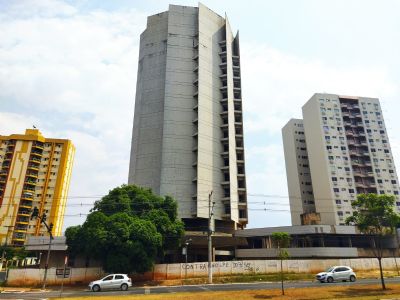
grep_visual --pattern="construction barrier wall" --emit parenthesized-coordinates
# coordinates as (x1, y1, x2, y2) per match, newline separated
(6, 257, 400, 286)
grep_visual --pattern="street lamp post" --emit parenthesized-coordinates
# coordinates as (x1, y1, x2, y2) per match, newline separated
(184, 239, 192, 282)
(30, 207, 53, 290)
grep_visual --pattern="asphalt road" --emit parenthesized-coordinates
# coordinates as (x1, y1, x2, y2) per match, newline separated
(1, 277, 399, 299)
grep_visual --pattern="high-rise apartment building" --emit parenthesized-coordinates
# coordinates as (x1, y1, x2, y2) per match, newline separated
(0, 129, 75, 246)
(128, 4, 247, 231)
(282, 119, 318, 225)
(283, 93, 399, 225)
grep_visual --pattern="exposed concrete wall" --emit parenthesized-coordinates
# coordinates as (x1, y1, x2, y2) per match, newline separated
(7, 258, 400, 285)
(128, 10, 169, 193)
(7, 267, 104, 286)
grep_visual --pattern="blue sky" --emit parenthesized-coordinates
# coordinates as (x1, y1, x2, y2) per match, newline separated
(1, 0, 400, 231)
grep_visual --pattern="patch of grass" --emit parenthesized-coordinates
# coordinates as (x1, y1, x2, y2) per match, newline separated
(56, 284, 400, 300)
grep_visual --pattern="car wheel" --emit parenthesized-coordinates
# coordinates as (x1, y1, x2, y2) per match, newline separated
(92, 284, 101, 292)
(121, 283, 129, 291)
(349, 275, 356, 282)
(327, 277, 334, 283)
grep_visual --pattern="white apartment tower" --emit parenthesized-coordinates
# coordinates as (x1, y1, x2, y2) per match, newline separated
(282, 119, 317, 225)
(128, 4, 248, 231)
(283, 93, 399, 225)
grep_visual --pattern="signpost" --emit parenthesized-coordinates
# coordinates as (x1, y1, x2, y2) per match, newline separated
(59, 255, 69, 297)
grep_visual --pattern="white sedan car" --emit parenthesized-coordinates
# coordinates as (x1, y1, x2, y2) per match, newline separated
(316, 266, 356, 283)
(88, 274, 132, 292)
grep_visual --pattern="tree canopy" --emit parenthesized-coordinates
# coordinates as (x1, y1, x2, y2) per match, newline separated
(65, 185, 185, 274)
(346, 193, 400, 290)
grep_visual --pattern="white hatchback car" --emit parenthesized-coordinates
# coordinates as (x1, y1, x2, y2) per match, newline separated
(88, 274, 132, 292)
(316, 266, 356, 283)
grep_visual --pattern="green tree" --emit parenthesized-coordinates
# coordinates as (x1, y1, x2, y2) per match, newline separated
(346, 193, 400, 290)
(66, 185, 185, 274)
(271, 232, 290, 295)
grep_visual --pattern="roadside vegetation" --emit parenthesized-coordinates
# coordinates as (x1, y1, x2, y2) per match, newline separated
(65, 184, 185, 274)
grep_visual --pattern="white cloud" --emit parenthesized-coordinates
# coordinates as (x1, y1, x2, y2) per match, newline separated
(1, 0, 77, 19)
(1, 1, 400, 230)
(242, 43, 400, 227)
(0, 2, 148, 230)
(0, 112, 41, 133)
(241, 43, 398, 136)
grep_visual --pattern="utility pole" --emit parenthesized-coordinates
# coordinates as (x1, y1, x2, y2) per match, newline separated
(208, 191, 214, 284)
(184, 238, 192, 283)
(30, 207, 54, 290)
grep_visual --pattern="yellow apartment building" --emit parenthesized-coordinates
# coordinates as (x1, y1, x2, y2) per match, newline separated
(0, 129, 75, 246)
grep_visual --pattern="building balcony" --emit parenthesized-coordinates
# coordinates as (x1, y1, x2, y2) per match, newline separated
(239, 217, 248, 223)
(19, 203, 32, 209)
(32, 142, 44, 149)
(26, 173, 38, 179)
(27, 165, 39, 171)
(22, 187, 35, 197)
(222, 213, 231, 219)
(15, 220, 29, 225)
(31, 151, 43, 157)
(221, 180, 230, 186)
(236, 147, 244, 153)
(14, 227, 28, 233)
(220, 165, 229, 171)
(17, 211, 30, 217)
(220, 110, 228, 116)
(221, 151, 229, 157)
(219, 50, 227, 57)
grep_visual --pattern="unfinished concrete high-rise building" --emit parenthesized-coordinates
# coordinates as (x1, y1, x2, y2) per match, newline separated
(283, 93, 400, 225)
(128, 4, 247, 232)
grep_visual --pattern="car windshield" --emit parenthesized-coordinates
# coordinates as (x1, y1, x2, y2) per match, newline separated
(326, 267, 334, 272)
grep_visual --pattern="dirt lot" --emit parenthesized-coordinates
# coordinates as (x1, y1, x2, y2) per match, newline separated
(58, 284, 400, 300)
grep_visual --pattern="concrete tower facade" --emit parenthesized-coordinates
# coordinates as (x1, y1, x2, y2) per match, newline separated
(282, 119, 317, 225)
(0, 129, 75, 246)
(283, 93, 400, 225)
(128, 4, 247, 231)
